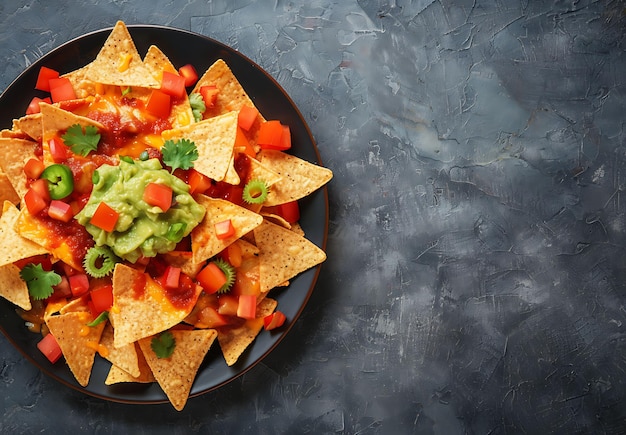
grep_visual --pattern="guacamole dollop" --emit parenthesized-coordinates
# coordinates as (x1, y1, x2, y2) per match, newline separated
(75, 158, 205, 263)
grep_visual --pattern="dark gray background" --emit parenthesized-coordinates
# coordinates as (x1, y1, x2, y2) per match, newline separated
(1, 1, 625, 433)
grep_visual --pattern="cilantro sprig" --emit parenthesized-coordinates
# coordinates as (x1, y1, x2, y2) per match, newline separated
(62, 124, 101, 156)
(19, 263, 62, 300)
(151, 331, 176, 358)
(161, 138, 198, 173)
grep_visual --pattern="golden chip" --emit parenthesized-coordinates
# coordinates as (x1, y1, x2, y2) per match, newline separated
(105, 342, 155, 385)
(0, 138, 39, 199)
(0, 201, 48, 267)
(100, 322, 140, 378)
(0, 263, 31, 310)
(138, 328, 217, 411)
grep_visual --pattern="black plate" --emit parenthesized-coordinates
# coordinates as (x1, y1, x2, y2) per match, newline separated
(0, 25, 328, 404)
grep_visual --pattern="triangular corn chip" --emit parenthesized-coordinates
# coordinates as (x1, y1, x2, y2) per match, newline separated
(0, 263, 31, 310)
(0, 138, 39, 199)
(0, 201, 48, 266)
(45, 311, 106, 387)
(254, 220, 326, 292)
(138, 329, 217, 411)
(100, 322, 140, 377)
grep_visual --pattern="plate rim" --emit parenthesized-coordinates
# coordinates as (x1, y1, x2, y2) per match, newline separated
(0, 23, 329, 405)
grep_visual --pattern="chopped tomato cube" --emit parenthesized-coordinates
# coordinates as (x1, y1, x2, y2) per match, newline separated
(48, 77, 77, 102)
(198, 306, 229, 328)
(196, 262, 227, 294)
(188, 169, 212, 195)
(217, 293, 239, 316)
(258, 120, 285, 150)
(48, 136, 69, 163)
(24, 179, 50, 215)
(237, 294, 257, 319)
(35, 66, 60, 92)
(146, 89, 171, 118)
(178, 64, 199, 87)
(37, 332, 63, 363)
(238, 105, 259, 131)
(90, 284, 113, 314)
(23, 158, 46, 179)
(162, 265, 181, 289)
(279, 124, 291, 150)
(90, 202, 119, 232)
(26, 96, 52, 115)
(51, 275, 72, 299)
(160, 71, 186, 98)
(143, 182, 172, 212)
(47, 200, 73, 222)
(223, 242, 243, 268)
(69, 273, 90, 297)
(214, 219, 235, 240)
(277, 200, 300, 224)
(263, 311, 287, 330)
(200, 85, 218, 109)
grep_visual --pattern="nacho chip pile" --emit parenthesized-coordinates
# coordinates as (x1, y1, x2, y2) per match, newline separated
(0, 21, 332, 410)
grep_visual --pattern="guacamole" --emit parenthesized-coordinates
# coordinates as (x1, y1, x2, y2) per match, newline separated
(75, 158, 206, 262)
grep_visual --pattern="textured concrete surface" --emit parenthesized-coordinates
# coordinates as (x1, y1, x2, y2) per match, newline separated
(1, 1, 626, 433)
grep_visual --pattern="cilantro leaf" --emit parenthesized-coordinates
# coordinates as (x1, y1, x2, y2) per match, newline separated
(151, 331, 176, 358)
(161, 138, 198, 173)
(189, 92, 205, 122)
(62, 124, 101, 156)
(19, 263, 62, 300)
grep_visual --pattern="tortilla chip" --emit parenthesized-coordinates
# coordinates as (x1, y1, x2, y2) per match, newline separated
(105, 342, 156, 385)
(59, 295, 90, 314)
(84, 21, 159, 88)
(45, 311, 106, 387)
(0, 138, 39, 198)
(0, 202, 48, 266)
(254, 220, 326, 292)
(0, 264, 31, 310)
(15, 207, 84, 271)
(138, 329, 217, 411)
(258, 150, 333, 206)
(100, 322, 140, 377)
(0, 171, 20, 207)
(162, 111, 238, 182)
(191, 195, 263, 264)
(110, 264, 203, 348)
(62, 65, 99, 99)
(217, 297, 277, 366)
(12, 113, 43, 142)
(143, 45, 195, 129)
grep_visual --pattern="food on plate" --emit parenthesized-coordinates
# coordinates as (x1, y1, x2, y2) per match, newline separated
(0, 21, 332, 410)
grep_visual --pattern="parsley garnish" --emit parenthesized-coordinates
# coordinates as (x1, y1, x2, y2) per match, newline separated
(161, 138, 198, 173)
(151, 331, 176, 358)
(62, 124, 101, 156)
(189, 92, 205, 122)
(19, 263, 62, 300)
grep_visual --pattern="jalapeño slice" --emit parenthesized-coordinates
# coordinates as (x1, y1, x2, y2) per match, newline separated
(41, 164, 74, 199)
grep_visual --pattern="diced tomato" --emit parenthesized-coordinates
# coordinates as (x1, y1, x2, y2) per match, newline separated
(143, 182, 172, 212)
(26, 96, 52, 115)
(162, 265, 181, 289)
(200, 85, 218, 109)
(48, 136, 69, 163)
(214, 219, 235, 240)
(49, 77, 77, 102)
(160, 71, 186, 98)
(188, 169, 212, 195)
(263, 311, 287, 330)
(279, 124, 291, 150)
(35, 66, 60, 92)
(234, 127, 256, 158)
(47, 200, 73, 222)
(30, 178, 51, 201)
(24, 181, 49, 215)
(90, 284, 113, 314)
(196, 262, 227, 295)
(198, 306, 229, 328)
(69, 273, 90, 297)
(238, 105, 259, 131)
(146, 89, 171, 118)
(237, 294, 257, 319)
(37, 332, 63, 363)
(258, 120, 285, 150)
(51, 275, 72, 299)
(178, 64, 198, 87)
(222, 242, 243, 268)
(217, 293, 239, 316)
(277, 200, 300, 223)
(90, 202, 119, 232)
(23, 158, 46, 179)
